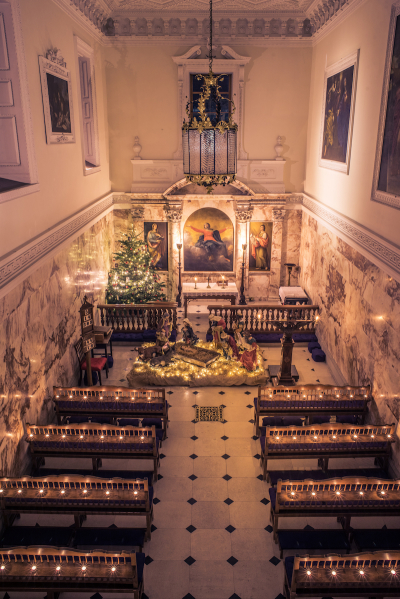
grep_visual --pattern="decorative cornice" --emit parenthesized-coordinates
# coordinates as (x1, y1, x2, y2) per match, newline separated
(302, 194, 400, 282)
(51, 0, 366, 46)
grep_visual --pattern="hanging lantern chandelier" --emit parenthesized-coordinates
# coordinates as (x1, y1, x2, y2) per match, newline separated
(182, 0, 238, 194)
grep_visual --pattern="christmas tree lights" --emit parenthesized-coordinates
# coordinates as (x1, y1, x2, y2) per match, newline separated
(106, 229, 166, 304)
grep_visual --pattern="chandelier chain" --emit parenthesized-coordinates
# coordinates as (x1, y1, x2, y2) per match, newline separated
(209, 0, 213, 72)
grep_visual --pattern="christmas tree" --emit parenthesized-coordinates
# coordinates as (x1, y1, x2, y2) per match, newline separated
(106, 229, 167, 304)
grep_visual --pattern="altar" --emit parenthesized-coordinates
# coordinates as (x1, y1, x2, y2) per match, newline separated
(181, 282, 239, 317)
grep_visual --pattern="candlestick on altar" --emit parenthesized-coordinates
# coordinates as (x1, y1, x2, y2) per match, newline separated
(194, 277, 198, 289)
(207, 276, 211, 288)
(221, 275, 226, 289)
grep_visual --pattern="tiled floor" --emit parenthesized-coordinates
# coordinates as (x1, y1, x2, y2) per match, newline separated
(14, 305, 399, 599)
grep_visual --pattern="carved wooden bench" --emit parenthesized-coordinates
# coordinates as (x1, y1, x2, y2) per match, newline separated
(283, 551, 400, 599)
(0, 546, 145, 598)
(260, 422, 395, 481)
(270, 476, 400, 544)
(0, 474, 153, 538)
(26, 423, 159, 480)
(53, 385, 168, 439)
(254, 384, 371, 436)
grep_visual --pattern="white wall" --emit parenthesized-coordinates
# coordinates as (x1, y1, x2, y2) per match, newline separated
(305, 0, 400, 245)
(0, 0, 110, 258)
(104, 43, 312, 193)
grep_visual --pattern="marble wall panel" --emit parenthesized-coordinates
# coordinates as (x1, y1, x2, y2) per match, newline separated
(281, 209, 302, 287)
(0, 213, 113, 476)
(116, 203, 302, 303)
(300, 213, 400, 473)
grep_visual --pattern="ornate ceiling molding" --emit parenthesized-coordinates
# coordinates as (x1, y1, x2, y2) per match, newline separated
(52, 0, 365, 45)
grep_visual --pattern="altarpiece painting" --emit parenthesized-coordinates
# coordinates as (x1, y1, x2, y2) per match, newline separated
(184, 208, 234, 272)
(144, 222, 168, 271)
(319, 51, 359, 173)
(248, 221, 272, 272)
(373, 5, 400, 209)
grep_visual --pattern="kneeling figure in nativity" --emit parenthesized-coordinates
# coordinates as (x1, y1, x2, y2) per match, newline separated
(181, 318, 199, 346)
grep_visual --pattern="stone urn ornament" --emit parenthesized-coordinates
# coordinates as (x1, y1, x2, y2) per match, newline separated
(275, 136, 284, 160)
(133, 136, 142, 160)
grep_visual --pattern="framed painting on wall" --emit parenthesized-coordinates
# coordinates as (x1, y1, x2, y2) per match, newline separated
(319, 50, 359, 174)
(372, 4, 400, 210)
(144, 222, 169, 271)
(183, 208, 234, 272)
(39, 55, 75, 144)
(248, 221, 273, 272)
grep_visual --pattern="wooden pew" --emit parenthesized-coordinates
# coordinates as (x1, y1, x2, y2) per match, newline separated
(0, 546, 145, 598)
(26, 423, 159, 480)
(283, 551, 400, 599)
(53, 385, 168, 437)
(260, 422, 395, 481)
(254, 384, 371, 436)
(270, 476, 400, 544)
(0, 474, 153, 538)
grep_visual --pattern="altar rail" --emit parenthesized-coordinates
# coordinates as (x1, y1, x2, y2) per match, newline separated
(0, 547, 144, 598)
(255, 384, 372, 435)
(284, 551, 400, 599)
(97, 302, 178, 334)
(207, 304, 319, 334)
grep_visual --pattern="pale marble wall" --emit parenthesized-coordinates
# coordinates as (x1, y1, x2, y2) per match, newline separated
(0, 214, 113, 476)
(114, 204, 303, 302)
(300, 213, 400, 472)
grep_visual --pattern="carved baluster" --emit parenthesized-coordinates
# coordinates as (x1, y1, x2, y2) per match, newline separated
(100, 307, 104, 326)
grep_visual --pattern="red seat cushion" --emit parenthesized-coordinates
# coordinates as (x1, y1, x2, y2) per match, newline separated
(80, 358, 107, 371)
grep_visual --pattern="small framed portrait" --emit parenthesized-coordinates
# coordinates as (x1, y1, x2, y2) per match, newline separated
(372, 5, 400, 209)
(39, 55, 75, 144)
(319, 50, 359, 173)
(144, 222, 169, 271)
(184, 207, 234, 272)
(248, 221, 273, 272)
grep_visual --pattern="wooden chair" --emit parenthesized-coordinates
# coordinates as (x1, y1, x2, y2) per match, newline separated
(260, 422, 395, 480)
(0, 547, 145, 599)
(0, 474, 154, 539)
(283, 551, 400, 599)
(74, 337, 108, 385)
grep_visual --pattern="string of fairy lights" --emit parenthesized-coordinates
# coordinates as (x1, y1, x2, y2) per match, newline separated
(133, 340, 264, 381)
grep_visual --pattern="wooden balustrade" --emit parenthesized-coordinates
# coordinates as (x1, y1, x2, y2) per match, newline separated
(97, 302, 178, 334)
(207, 304, 319, 334)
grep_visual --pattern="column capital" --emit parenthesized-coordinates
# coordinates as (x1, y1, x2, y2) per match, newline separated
(272, 208, 286, 222)
(131, 205, 145, 219)
(234, 201, 253, 223)
(164, 203, 183, 222)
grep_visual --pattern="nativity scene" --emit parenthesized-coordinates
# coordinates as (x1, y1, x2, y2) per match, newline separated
(2, 0, 400, 598)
